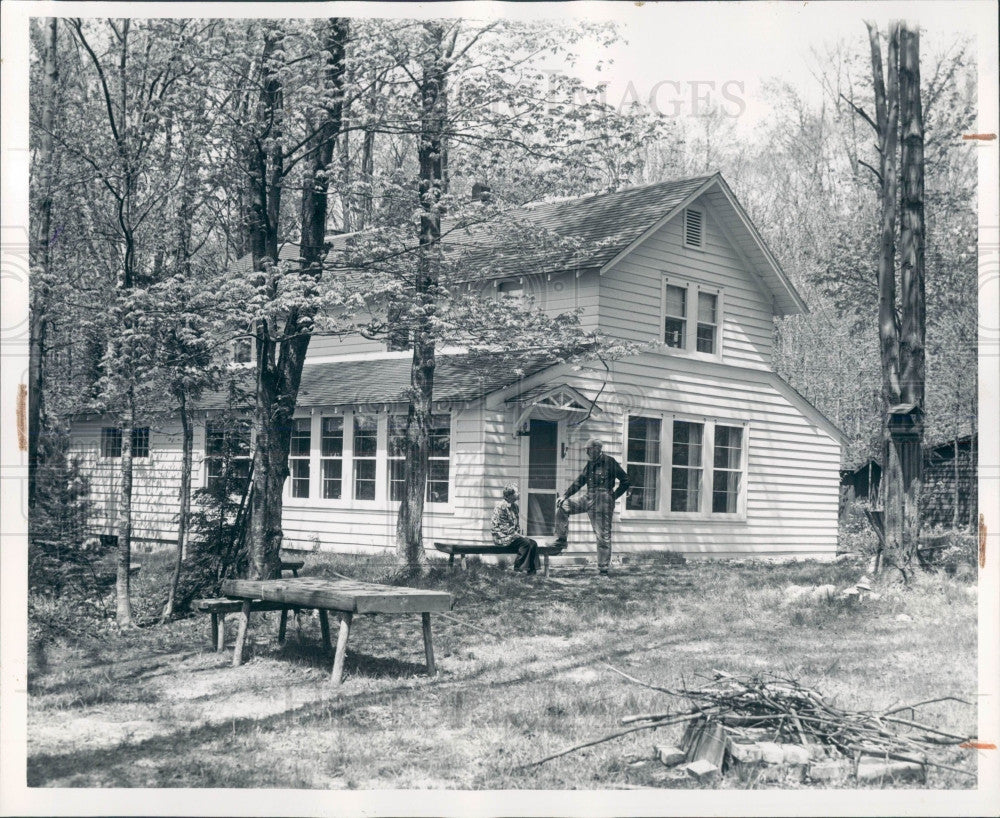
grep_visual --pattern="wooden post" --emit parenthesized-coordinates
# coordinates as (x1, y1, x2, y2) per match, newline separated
(216, 614, 226, 653)
(421, 612, 436, 676)
(232, 600, 252, 667)
(209, 613, 218, 647)
(319, 609, 332, 652)
(331, 611, 353, 684)
(543, 554, 550, 577)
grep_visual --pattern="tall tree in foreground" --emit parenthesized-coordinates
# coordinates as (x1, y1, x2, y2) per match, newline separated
(862, 20, 926, 573)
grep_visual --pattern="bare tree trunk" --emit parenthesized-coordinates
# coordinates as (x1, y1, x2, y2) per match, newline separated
(116, 398, 135, 625)
(396, 26, 451, 568)
(162, 394, 192, 621)
(897, 21, 926, 565)
(867, 21, 901, 574)
(29, 18, 59, 512)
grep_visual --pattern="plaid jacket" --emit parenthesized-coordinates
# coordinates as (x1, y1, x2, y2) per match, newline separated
(491, 499, 522, 547)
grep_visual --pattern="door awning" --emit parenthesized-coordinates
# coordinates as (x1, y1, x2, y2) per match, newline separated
(506, 384, 599, 429)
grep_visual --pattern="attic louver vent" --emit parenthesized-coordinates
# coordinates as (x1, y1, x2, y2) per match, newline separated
(684, 208, 704, 248)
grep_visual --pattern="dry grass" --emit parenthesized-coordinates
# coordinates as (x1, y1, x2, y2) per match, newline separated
(27, 551, 978, 789)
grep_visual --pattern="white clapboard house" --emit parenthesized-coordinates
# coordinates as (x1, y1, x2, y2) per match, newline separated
(71, 173, 845, 559)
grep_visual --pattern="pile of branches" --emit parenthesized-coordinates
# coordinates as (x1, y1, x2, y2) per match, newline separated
(621, 669, 972, 774)
(524, 666, 974, 778)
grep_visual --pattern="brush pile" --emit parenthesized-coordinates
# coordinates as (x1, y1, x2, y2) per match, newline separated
(620, 669, 974, 783)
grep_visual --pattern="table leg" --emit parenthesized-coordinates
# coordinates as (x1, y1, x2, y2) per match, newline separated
(319, 609, 332, 653)
(209, 613, 218, 648)
(422, 612, 437, 676)
(278, 608, 288, 644)
(216, 614, 226, 653)
(543, 554, 550, 577)
(331, 611, 353, 684)
(232, 600, 252, 667)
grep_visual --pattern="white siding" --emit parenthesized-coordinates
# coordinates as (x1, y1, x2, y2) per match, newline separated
(599, 193, 775, 369)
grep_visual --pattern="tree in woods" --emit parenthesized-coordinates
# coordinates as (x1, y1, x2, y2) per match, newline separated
(851, 21, 927, 573)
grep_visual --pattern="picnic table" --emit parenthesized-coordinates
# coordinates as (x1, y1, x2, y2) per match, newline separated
(221, 577, 453, 684)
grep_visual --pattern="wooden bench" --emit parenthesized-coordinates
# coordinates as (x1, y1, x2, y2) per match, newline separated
(222, 577, 453, 684)
(433, 541, 566, 576)
(193, 560, 306, 651)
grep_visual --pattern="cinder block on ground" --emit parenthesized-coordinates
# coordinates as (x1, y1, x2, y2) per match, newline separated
(781, 744, 812, 765)
(729, 742, 763, 763)
(856, 760, 925, 783)
(684, 759, 720, 780)
(757, 741, 785, 764)
(654, 744, 687, 767)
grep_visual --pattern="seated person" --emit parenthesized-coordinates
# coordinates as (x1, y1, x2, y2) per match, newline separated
(491, 483, 540, 574)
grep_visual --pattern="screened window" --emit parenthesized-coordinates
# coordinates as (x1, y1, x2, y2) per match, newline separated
(288, 418, 310, 498)
(670, 420, 704, 512)
(712, 425, 743, 513)
(205, 421, 251, 491)
(697, 291, 718, 354)
(427, 414, 451, 503)
(352, 413, 378, 500)
(663, 284, 687, 349)
(320, 416, 344, 499)
(101, 427, 122, 458)
(387, 415, 407, 502)
(625, 416, 661, 511)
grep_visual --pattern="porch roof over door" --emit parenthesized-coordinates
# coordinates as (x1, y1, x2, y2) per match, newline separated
(506, 383, 600, 428)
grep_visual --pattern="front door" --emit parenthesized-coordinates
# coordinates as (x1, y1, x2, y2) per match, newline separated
(526, 419, 559, 537)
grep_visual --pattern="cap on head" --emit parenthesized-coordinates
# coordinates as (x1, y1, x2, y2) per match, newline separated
(502, 483, 519, 497)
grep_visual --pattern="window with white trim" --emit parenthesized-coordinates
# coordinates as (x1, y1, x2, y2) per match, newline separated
(205, 421, 251, 491)
(100, 426, 149, 459)
(320, 416, 344, 499)
(663, 284, 687, 349)
(696, 291, 718, 354)
(625, 416, 661, 511)
(662, 279, 723, 357)
(712, 425, 743, 513)
(670, 420, 704, 512)
(624, 414, 747, 517)
(288, 418, 311, 498)
(388, 413, 451, 503)
(352, 413, 378, 500)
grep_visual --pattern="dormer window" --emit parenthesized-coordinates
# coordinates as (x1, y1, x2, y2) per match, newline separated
(683, 207, 704, 249)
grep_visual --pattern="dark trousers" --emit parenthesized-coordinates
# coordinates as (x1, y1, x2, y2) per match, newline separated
(510, 535, 540, 574)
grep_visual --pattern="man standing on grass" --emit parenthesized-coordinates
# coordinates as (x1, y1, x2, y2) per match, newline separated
(491, 483, 541, 575)
(550, 438, 630, 576)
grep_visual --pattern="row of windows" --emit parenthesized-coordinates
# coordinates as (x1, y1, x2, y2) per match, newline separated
(625, 415, 745, 515)
(204, 413, 452, 504)
(100, 427, 150, 459)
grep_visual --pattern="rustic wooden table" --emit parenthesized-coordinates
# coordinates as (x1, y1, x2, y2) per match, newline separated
(221, 577, 453, 683)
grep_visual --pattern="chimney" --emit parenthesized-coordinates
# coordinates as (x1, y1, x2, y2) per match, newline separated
(471, 182, 492, 204)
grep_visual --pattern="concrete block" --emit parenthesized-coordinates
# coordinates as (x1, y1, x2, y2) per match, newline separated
(757, 741, 785, 764)
(729, 742, 763, 763)
(808, 760, 849, 783)
(856, 760, 925, 783)
(684, 759, 720, 780)
(655, 745, 687, 767)
(781, 744, 812, 765)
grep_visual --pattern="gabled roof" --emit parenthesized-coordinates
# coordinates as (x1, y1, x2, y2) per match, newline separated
(197, 354, 555, 411)
(234, 173, 806, 316)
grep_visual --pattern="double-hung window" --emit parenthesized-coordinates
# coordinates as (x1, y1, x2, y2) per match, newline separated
(288, 418, 311, 498)
(352, 413, 379, 500)
(101, 426, 149, 459)
(205, 421, 251, 491)
(662, 278, 722, 357)
(387, 413, 450, 503)
(625, 416, 661, 511)
(320, 417, 344, 499)
(625, 414, 746, 517)
(387, 415, 408, 502)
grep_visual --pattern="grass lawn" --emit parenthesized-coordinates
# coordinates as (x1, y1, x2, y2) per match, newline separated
(27, 550, 978, 789)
